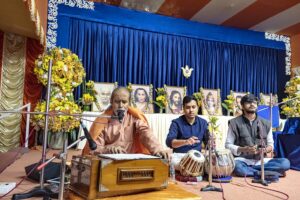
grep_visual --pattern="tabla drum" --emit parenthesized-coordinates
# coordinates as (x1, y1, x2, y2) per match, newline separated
(170, 153, 186, 171)
(179, 150, 205, 177)
(205, 149, 235, 177)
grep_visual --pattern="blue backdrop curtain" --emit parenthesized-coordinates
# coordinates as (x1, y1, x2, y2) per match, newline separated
(55, 3, 287, 102)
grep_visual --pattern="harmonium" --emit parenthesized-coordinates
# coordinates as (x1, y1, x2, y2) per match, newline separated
(69, 154, 169, 199)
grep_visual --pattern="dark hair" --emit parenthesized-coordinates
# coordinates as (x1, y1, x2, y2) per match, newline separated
(240, 94, 258, 105)
(170, 90, 182, 105)
(134, 88, 149, 103)
(183, 96, 198, 107)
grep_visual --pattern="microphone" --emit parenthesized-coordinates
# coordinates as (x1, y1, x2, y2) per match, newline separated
(80, 121, 97, 151)
(116, 109, 125, 123)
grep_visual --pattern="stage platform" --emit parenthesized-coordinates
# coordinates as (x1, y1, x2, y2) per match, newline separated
(0, 148, 299, 200)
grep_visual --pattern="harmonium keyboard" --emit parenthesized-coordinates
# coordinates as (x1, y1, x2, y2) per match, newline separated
(69, 154, 169, 199)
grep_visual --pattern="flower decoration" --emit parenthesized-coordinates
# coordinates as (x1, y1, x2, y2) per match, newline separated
(208, 116, 220, 134)
(86, 80, 94, 88)
(32, 98, 82, 133)
(222, 93, 235, 115)
(34, 47, 86, 93)
(281, 76, 300, 117)
(81, 80, 101, 111)
(50, 86, 73, 100)
(192, 92, 203, 107)
(208, 116, 222, 149)
(153, 87, 168, 112)
(32, 47, 85, 133)
(126, 83, 133, 93)
(259, 96, 266, 105)
(82, 93, 94, 105)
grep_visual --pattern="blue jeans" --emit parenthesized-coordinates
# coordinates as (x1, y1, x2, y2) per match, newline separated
(234, 158, 290, 177)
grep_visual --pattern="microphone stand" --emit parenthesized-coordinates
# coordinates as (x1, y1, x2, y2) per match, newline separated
(252, 94, 273, 186)
(253, 93, 300, 186)
(12, 136, 86, 200)
(0, 110, 114, 118)
(10, 58, 113, 199)
(252, 121, 268, 186)
(12, 59, 55, 200)
(252, 144, 268, 186)
(37, 136, 86, 171)
(201, 128, 223, 192)
(12, 60, 99, 200)
(57, 132, 68, 200)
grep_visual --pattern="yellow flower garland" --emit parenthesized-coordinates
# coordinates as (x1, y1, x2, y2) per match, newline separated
(192, 92, 203, 107)
(32, 47, 85, 132)
(32, 98, 82, 133)
(281, 76, 300, 117)
(81, 80, 100, 110)
(82, 93, 95, 105)
(222, 93, 235, 113)
(154, 88, 168, 109)
(34, 47, 86, 93)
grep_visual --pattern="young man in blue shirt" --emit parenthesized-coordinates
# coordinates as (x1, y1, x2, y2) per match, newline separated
(166, 95, 208, 153)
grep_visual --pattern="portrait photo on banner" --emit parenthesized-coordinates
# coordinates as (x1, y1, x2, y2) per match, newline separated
(260, 93, 278, 106)
(92, 82, 118, 112)
(165, 85, 186, 114)
(232, 91, 248, 117)
(130, 84, 154, 114)
(200, 88, 222, 116)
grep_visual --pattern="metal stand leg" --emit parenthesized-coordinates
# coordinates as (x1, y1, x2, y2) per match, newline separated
(58, 133, 68, 200)
(252, 141, 268, 186)
(201, 130, 222, 192)
(11, 60, 56, 200)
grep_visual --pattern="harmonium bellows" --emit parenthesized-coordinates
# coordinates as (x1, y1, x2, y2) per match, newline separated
(69, 154, 169, 199)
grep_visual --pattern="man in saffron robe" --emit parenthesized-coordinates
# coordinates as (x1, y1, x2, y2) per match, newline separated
(82, 87, 169, 159)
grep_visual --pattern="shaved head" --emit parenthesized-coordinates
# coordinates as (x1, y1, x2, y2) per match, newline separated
(110, 87, 130, 102)
(110, 87, 130, 115)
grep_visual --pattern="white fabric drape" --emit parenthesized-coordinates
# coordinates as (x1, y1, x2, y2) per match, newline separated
(77, 112, 234, 150)
(145, 114, 233, 149)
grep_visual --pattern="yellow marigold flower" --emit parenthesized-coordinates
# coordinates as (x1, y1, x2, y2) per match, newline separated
(34, 47, 85, 93)
(31, 99, 82, 133)
(82, 93, 94, 105)
(86, 80, 94, 88)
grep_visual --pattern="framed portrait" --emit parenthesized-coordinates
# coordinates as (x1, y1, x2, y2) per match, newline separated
(92, 82, 118, 112)
(260, 93, 278, 106)
(165, 85, 186, 114)
(200, 88, 222, 116)
(231, 91, 248, 116)
(129, 83, 154, 114)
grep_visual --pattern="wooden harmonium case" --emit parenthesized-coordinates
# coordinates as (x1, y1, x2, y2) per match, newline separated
(69, 154, 169, 199)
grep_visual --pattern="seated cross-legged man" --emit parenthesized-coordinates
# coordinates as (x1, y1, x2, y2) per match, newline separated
(166, 96, 208, 179)
(225, 94, 290, 178)
(82, 87, 169, 160)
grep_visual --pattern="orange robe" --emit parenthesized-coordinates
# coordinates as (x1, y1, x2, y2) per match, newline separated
(82, 107, 163, 155)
